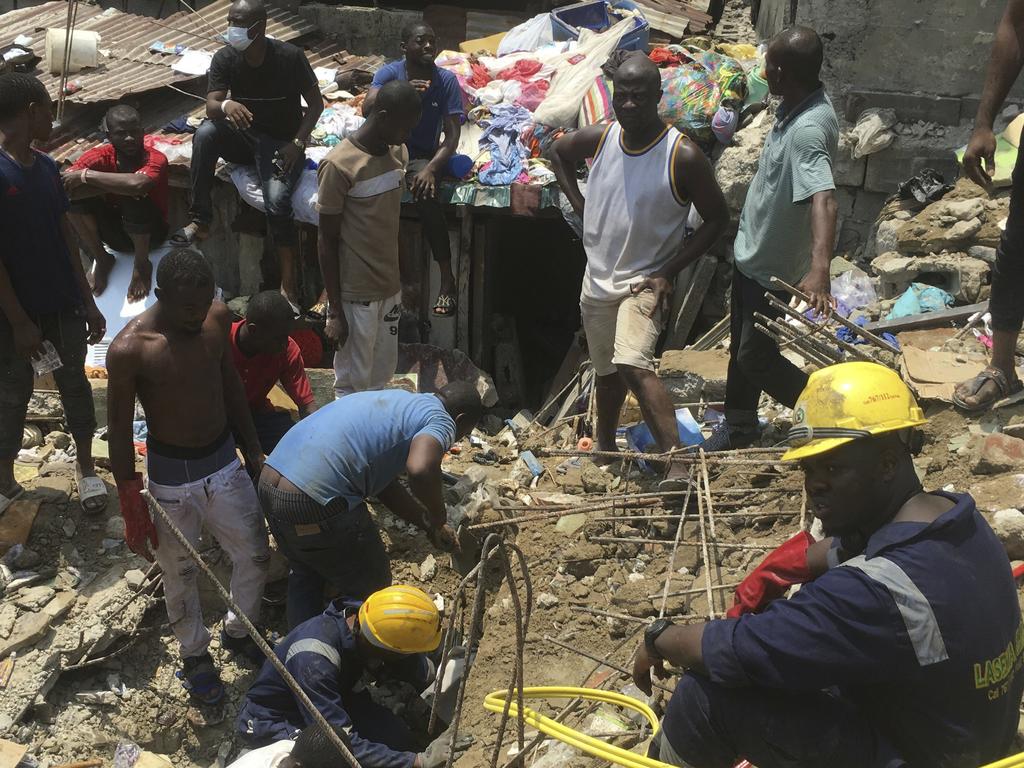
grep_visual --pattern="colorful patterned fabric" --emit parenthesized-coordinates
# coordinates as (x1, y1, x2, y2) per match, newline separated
(578, 75, 614, 128)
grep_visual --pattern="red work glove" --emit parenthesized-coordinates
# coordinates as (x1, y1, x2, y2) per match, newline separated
(117, 473, 159, 562)
(726, 531, 815, 618)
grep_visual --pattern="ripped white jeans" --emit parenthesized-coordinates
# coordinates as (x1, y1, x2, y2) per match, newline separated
(147, 459, 269, 659)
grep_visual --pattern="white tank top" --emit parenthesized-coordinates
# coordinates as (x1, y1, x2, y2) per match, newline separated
(581, 122, 692, 303)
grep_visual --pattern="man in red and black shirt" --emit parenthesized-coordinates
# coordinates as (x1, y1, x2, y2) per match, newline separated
(64, 104, 169, 303)
(231, 291, 318, 453)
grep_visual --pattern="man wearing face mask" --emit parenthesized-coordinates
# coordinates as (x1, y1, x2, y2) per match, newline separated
(178, 0, 323, 315)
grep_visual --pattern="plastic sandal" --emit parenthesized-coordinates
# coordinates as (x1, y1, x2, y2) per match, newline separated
(178, 654, 225, 705)
(952, 366, 1023, 413)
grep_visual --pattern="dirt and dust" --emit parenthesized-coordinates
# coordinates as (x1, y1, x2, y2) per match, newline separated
(5, 365, 1024, 768)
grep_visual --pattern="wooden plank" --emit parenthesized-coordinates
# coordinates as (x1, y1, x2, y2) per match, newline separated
(456, 206, 473, 355)
(666, 255, 717, 349)
(470, 217, 489, 367)
(0, 498, 42, 555)
(865, 301, 988, 334)
(0, 739, 27, 768)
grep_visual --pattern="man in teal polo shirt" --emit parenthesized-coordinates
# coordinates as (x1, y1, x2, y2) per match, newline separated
(708, 26, 839, 451)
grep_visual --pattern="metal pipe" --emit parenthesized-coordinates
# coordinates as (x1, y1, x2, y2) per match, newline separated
(754, 322, 832, 368)
(769, 276, 901, 354)
(764, 293, 876, 364)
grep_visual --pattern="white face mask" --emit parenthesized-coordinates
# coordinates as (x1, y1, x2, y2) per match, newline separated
(225, 25, 254, 51)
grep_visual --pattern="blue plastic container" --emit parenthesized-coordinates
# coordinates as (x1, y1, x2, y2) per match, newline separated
(550, 0, 650, 52)
(625, 408, 704, 473)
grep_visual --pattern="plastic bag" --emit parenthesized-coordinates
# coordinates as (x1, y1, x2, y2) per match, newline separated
(831, 270, 877, 311)
(497, 12, 554, 56)
(850, 108, 896, 159)
(896, 169, 953, 204)
(885, 282, 954, 320)
(533, 16, 636, 128)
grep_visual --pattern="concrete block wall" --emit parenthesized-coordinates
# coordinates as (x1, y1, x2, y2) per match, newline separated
(795, 0, 1016, 257)
(795, 0, 1022, 101)
(297, 3, 420, 58)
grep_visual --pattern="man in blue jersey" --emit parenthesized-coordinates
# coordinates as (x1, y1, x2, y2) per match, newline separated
(367, 22, 464, 319)
(258, 382, 482, 628)
(635, 363, 1023, 768)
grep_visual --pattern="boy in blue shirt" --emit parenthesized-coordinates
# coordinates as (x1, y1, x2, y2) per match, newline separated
(369, 23, 464, 320)
(0, 73, 107, 515)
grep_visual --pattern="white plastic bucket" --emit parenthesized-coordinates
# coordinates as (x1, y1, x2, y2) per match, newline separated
(45, 28, 100, 74)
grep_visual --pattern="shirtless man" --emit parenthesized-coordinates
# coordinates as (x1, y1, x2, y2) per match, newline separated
(106, 248, 269, 707)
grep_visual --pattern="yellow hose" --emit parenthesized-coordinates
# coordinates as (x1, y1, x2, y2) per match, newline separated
(982, 753, 1024, 768)
(483, 686, 675, 768)
(484, 688, 1024, 768)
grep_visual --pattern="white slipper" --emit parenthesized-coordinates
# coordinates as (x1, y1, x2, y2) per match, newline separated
(77, 475, 108, 515)
(0, 484, 25, 515)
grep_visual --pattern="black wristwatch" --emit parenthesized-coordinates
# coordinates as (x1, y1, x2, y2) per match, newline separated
(644, 618, 673, 660)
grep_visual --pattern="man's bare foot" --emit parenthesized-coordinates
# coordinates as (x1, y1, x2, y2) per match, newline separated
(127, 259, 153, 304)
(952, 365, 1022, 412)
(90, 255, 115, 297)
(280, 287, 301, 316)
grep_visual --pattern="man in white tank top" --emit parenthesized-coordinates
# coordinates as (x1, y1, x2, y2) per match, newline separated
(551, 55, 729, 481)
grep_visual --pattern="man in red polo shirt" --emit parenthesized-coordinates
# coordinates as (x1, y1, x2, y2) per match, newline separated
(232, 291, 318, 453)
(64, 104, 169, 303)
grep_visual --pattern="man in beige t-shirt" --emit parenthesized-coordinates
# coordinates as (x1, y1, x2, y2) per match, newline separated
(317, 80, 422, 397)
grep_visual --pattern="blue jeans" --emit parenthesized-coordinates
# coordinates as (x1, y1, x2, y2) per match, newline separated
(656, 673, 905, 768)
(189, 119, 303, 246)
(252, 409, 296, 455)
(0, 309, 95, 458)
(258, 481, 392, 629)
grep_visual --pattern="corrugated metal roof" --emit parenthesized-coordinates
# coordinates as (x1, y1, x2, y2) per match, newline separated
(636, 0, 712, 36)
(0, 0, 317, 103)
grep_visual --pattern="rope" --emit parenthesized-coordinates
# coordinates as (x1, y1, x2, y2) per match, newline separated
(56, 0, 80, 126)
(141, 491, 363, 768)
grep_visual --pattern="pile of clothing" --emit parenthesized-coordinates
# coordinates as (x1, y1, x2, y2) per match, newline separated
(309, 104, 365, 148)
(437, 48, 564, 186)
(579, 44, 749, 151)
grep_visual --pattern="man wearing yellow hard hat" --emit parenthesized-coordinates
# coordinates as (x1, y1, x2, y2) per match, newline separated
(634, 362, 1024, 767)
(236, 585, 471, 768)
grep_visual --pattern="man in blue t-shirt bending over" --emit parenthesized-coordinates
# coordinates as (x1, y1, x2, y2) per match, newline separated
(259, 382, 482, 628)
(368, 22, 464, 321)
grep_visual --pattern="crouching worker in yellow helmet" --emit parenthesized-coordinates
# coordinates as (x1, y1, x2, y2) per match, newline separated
(236, 586, 472, 768)
(633, 362, 1024, 768)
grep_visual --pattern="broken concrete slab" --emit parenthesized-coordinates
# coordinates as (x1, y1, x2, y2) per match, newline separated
(992, 509, 1024, 559)
(972, 433, 1024, 475)
(871, 251, 990, 303)
(659, 349, 729, 400)
(0, 611, 52, 659)
(13, 587, 55, 612)
(42, 591, 77, 622)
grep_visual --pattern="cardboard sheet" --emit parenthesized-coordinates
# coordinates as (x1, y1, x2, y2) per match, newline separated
(85, 245, 172, 368)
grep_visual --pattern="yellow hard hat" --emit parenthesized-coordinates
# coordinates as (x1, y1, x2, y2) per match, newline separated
(358, 585, 442, 654)
(782, 361, 926, 462)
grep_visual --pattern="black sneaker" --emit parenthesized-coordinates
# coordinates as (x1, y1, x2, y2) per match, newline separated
(703, 422, 758, 453)
(220, 629, 266, 666)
